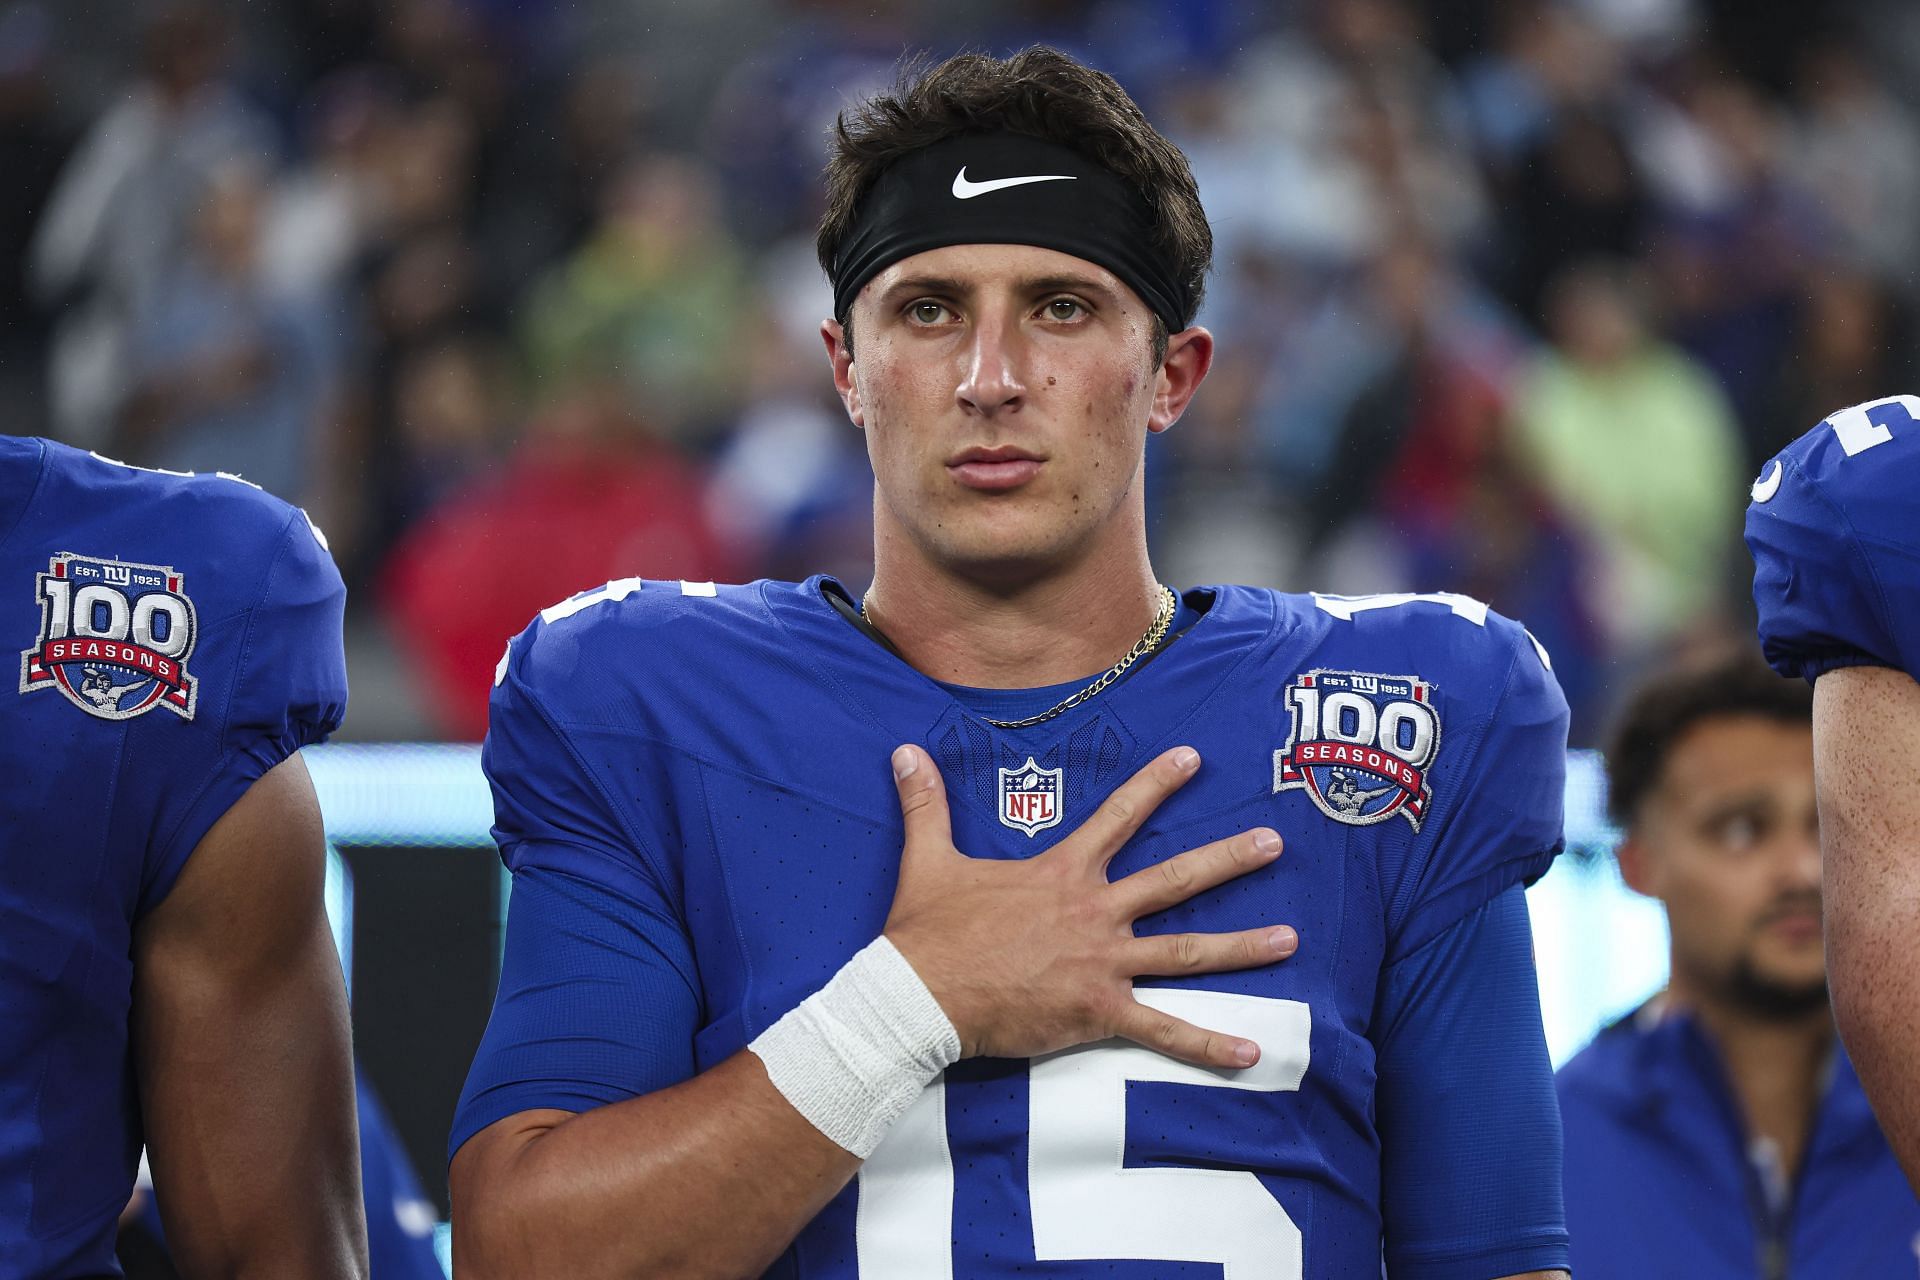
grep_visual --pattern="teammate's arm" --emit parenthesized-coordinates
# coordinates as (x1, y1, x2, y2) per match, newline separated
(132, 752, 367, 1279)
(1742, 403, 1920, 1179)
(1812, 664, 1920, 1182)
(452, 745, 1296, 1279)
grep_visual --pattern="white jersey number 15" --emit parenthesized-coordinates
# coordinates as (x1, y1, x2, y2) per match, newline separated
(856, 989, 1311, 1279)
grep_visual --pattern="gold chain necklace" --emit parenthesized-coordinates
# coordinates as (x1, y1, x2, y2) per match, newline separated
(860, 584, 1178, 729)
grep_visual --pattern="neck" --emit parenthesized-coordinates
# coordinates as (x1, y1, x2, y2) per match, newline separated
(863, 525, 1162, 689)
(1665, 978, 1833, 1179)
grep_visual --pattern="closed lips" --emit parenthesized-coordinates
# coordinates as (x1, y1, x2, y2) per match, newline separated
(948, 447, 1045, 466)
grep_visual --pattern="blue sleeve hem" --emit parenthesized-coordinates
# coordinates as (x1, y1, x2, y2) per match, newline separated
(140, 751, 276, 916)
(1388, 843, 1559, 965)
(448, 1083, 634, 1165)
(1752, 450, 1908, 680)
(449, 862, 702, 1164)
(1798, 650, 1899, 684)
(1385, 1238, 1569, 1280)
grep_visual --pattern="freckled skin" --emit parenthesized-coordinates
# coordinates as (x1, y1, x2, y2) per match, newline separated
(827, 244, 1187, 583)
(1812, 665, 1920, 1184)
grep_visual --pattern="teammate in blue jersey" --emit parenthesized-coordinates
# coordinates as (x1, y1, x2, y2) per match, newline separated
(451, 48, 1571, 1279)
(0, 435, 365, 1277)
(1748, 393, 1920, 1184)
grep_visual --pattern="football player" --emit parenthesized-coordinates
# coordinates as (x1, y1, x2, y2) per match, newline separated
(0, 436, 365, 1276)
(451, 48, 1570, 1279)
(1747, 393, 1920, 1186)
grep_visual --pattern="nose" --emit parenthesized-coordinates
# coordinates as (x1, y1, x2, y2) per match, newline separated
(1781, 825, 1823, 892)
(955, 311, 1027, 418)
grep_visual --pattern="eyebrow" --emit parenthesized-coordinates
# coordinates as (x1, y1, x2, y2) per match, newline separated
(1692, 791, 1773, 827)
(879, 275, 969, 303)
(1024, 274, 1118, 300)
(877, 272, 1120, 305)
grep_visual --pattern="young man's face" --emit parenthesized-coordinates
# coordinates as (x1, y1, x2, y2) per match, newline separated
(824, 243, 1209, 583)
(1624, 715, 1824, 1017)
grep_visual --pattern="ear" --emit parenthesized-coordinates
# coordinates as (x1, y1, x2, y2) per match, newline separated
(1615, 830, 1659, 899)
(1147, 325, 1214, 434)
(822, 318, 864, 429)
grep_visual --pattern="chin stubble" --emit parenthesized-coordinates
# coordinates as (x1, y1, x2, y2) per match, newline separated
(1720, 956, 1830, 1022)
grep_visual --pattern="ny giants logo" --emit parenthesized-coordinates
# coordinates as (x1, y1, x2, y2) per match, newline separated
(1273, 670, 1439, 829)
(19, 554, 199, 721)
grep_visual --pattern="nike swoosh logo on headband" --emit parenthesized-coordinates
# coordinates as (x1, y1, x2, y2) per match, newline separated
(951, 167, 1078, 199)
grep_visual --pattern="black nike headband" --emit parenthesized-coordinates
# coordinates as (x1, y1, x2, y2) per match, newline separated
(828, 132, 1196, 333)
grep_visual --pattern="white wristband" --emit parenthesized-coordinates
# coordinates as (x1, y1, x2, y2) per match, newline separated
(749, 936, 962, 1158)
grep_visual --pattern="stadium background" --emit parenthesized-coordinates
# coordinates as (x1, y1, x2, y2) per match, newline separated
(9, 0, 1915, 1270)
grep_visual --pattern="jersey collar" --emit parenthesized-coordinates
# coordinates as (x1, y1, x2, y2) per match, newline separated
(761, 574, 1278, 756)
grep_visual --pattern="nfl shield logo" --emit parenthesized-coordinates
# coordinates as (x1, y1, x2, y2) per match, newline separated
(998, 756, 1064, 837)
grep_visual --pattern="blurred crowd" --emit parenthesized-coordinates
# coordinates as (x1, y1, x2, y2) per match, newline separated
(8, 0, 1919, 740)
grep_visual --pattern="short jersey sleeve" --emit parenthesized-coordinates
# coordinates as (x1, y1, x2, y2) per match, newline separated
(480, 602, 678, 894)
(1376, 887, 1569, 1279)
(450, 609, 703, 1159)
(1747, 395, 1920, 682)
(1387, 610, 1569, 961)
(143, 506, 347, 914)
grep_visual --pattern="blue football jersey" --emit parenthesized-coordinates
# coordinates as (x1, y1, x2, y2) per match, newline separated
(1748, 394, 1920, 681)
(354, 1076, 449, 1280)
(461, 576, 1569, 1278)
(1561, 1010, 1920, 1278)
(0, 436, 347, 1277)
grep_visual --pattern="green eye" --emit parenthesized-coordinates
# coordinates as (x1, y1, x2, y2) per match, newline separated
(1048, 299, 1082, 320)
(911, 301, 946, 324)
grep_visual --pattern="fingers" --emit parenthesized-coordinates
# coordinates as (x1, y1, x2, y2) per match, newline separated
(1111, 828, 1283, 918)
(1068, 746, 1202, 870)
(1113, 1001, 1262, 1070)
(892, 744, 953, 856)
(1127, 926, 1298, 980)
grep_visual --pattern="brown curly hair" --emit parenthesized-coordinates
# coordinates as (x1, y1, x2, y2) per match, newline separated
(817, 47, 1212, 358)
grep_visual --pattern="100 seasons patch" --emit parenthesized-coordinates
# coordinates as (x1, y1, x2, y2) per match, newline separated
(20, 554, 199, 721)
(1274, 670, 1438, 829)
